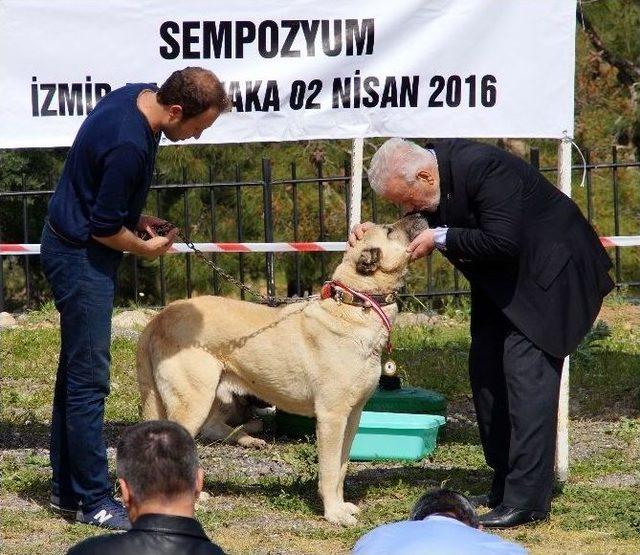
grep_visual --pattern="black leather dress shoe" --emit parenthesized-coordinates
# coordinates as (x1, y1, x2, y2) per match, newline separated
(468, 493, 501, 509)
(479, 504, 549, 528)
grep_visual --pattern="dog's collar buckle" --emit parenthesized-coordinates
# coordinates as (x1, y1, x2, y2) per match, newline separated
(321, 280, 395, 353)
(321, 282, 397, 308)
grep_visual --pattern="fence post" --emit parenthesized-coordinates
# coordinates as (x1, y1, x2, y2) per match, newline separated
(235, 165, 246, 300)
(316, 160, 326, 282)
(349, 138, 363, 231)
(585, 149, 593, 224)
(262, 158, 276, 301)
(0, 211, 4, 310)
(22, 175, 31, 308)
(529, 147, 540, 169)
(183, 167, 192, 299)
(0, 252, 3, 312)
(209, 165, 220, 295)
(155, 185, 167, 306)
(291, 162, 301, 296)
(612, 146, 621, 285)
(555, 136, 572, 483)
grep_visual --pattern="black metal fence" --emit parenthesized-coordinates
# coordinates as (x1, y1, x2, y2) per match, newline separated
(1, 146, 639, 312)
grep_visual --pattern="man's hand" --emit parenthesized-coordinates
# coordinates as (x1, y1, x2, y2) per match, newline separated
(92, 224, 178, 258)
(406, 229, 436, 261)
(348, 221, 375, 247)
(141, 225, 179, 258)
(136, 214, 169, 233)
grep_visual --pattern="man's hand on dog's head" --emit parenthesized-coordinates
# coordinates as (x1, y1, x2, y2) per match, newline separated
(348, 221, 375, 247)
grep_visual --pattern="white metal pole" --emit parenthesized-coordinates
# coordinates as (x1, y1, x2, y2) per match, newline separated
(349, 138, 364, 231)
(556, 136, 572, 482)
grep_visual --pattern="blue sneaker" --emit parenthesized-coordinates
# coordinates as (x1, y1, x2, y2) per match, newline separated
(76, 497, 131, 530)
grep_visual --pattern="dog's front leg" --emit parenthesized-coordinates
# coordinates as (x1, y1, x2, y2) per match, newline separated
(316, 410, 357, 526)
(337, 404, 365, 516)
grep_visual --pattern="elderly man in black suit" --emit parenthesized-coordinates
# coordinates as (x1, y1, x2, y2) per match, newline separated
(350, 138, 614, 528)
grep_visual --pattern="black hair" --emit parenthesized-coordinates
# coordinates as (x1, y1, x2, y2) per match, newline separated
(116, 420, 199, 502)
(157, 66, 230, 119)
(409, 488, 480, 528)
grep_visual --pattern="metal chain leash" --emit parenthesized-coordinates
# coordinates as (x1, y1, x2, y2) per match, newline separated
(179, 231, 311, 306)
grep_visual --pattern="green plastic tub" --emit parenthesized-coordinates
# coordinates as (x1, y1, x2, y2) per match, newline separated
(274, 386, 447, 438)
(349, 411, 446, 461)
(366, 387, 446, 416)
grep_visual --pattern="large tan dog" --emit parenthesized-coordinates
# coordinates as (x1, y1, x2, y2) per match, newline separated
(136, 216, 426, 524)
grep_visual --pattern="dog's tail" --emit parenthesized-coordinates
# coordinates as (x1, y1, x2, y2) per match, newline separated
(136, 318, 166, 420)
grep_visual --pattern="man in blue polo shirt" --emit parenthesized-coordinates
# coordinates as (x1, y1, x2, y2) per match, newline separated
(40, 66, 230, 530)
(353, 489, 527, 555)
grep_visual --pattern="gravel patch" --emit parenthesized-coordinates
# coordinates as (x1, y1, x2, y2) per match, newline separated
(445, 397, 477, 428)
(0, 492, 41, 512)
(199, 443, 296, 480)
(395, 313, 442, 328)
(112, 309, 157, 330)
(0, 312, 18, 329)
(111, 327, 142, 341)
(592, 471, 640, 488)
(569, 419, 629, 461)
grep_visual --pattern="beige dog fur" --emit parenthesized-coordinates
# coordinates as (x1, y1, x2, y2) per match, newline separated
(136, 216, 426, 525)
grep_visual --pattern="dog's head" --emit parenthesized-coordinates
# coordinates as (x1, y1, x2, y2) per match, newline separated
(332, 214, 429, 293)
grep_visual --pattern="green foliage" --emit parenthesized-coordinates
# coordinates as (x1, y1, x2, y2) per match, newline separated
(584, 1, 640, 61)
(391, 322, 472, 398)
(573, 320, 611, 367)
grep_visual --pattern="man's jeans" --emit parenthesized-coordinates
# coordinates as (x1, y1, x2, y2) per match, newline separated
(40, 223, 122, 510)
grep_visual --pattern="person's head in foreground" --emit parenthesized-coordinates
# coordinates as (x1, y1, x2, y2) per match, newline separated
(409, 488, 480, 527)
(67, 420, 226, 555)
(352, 488, 528, 555)
(116, 419, 204, 521)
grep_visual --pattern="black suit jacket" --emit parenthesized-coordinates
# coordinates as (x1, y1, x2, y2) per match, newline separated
(423, 139, 614, 358)
(66, 514, 226, 555)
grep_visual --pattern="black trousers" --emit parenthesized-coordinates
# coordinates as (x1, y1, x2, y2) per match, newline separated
(469, 289, 563, 512)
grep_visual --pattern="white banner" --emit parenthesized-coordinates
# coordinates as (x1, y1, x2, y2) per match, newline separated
(0, 0, 576, 148)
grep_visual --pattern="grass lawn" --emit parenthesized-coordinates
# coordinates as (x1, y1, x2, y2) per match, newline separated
(1, 299, 639, 554)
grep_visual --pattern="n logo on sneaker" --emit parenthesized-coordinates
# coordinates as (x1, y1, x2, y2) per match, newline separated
(93, 509, 113, 525)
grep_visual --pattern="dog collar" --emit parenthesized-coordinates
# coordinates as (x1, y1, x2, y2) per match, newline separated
(320, 280, 396, 353)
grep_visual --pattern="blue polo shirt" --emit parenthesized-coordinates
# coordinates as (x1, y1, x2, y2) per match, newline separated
(353, 515, 528, 555)
(47, 83, 159, 245)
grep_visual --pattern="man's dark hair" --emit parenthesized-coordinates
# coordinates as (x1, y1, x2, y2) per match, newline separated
(117, 420, 199, 502)
(409, 488, 480, 528)
(157, 66, 230, 119)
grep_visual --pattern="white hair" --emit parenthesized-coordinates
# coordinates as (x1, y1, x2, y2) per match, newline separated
(367, 138, 433, 194)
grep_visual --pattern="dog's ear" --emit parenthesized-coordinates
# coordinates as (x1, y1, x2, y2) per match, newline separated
(356, 247, 381, 275)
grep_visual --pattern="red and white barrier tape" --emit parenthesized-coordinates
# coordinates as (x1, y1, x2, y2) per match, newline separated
(0, 241, 347, 255)
(598, 236, 640, 248)
(1, 237, 639, 256)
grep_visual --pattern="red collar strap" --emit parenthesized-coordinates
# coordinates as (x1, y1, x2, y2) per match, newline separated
(321, 280, 395, 353)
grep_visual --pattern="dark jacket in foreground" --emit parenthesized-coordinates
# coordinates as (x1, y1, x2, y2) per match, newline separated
(424, 139, 614, 358)
(67, 513, 226, 555)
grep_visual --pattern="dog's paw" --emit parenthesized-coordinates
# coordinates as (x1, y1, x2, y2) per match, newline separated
(342, 502, 360, 515)
(237, 435, 267, 449)
(324, 504, 359, 526)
